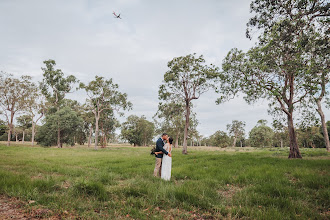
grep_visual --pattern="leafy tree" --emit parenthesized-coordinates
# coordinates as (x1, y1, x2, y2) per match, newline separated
(159, 53, 217, 154)
(209, 131, 231, 148)
(80, 76, 132, 150)
(80, 105, 95, 147)
(249, 120, 274, 148)
(0, 73, 36, 146)
(40, 59, 77, 147)
(25, 88, 47, 146)
(297, 125, 325, 148)
(99, 109, 120, 147)
(218, 1, 329, 158)
(0, 118, 6, 138)
(121, 115, 155, 146)
(304, 42, 330, 151)
(227, 120, 246, 147)
(36, 107, 83, 147)
(17, 115, 32, 143)
(272, 120, 289, 148)
(153, 102, 186, 148)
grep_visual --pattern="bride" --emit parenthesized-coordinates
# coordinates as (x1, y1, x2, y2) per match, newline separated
(155, 137, 173, 181)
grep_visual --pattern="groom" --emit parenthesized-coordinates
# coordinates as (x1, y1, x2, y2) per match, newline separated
(153, 133, 171, 177)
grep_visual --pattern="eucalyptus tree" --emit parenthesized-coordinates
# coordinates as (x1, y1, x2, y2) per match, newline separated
(218, 0, 329, 158)
(249, 120, 274, 148)
(227, 120, 246, 147)
(17, 115, 32, 143)
(121, 115, 155, 146)
(36, 107, 83, 147)
(80, 76, 132, 150)
(304, 30, 330, 151)
(99, 109, 120, 147)
(0, 73, 36, 146)
(24, 85, 47, 146)
(153, 102, 186, 148)
(40, 59, 77, 147)
(159, 54, 217, 154)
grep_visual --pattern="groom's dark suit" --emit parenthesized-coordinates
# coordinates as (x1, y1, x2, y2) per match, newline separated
(155, 137, 169, 158)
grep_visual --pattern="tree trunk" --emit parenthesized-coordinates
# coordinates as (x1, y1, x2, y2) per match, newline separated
(287, 113, 302, 158)
(232, 136, 237, 147)
(240, 140, 243, 147)
(22, 130, 25, 143)
(15, 132, 18, 142)
(88, 125, 92, 147)
(175, 130, 179, 148)
(316, 100, 330, 152)
(57, 127, 61, 148)
(7, 127, 11, 146)
(182, 102, 190, 154)
(94, 115, 99, 150)
(280, 139, 283, 148)
(31, 123, 36, 146)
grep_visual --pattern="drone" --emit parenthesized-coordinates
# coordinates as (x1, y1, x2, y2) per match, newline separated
(113, 11, 122, 19)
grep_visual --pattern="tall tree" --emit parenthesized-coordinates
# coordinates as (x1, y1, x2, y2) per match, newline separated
(36, 107, 83, 147)
(227, 120, 246, 147)
(249, 120, 274, 148)
(159, 54, 217, 154)
(218, 0, 329, 158)
(153, 102, 186, 148)
(16, 115, 32, 143)
(40, 59, 77, 148)
(0, 73, 35, 146)
(304, 29, 330, 151)
(25, 87, 47, 146)
(121, 115, 155, 146)
(80, 76, 132, 150)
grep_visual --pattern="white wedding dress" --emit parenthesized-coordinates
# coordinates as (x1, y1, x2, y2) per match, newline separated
(161, 143, 172, 181)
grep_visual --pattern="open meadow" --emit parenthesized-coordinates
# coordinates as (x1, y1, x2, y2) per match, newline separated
(0, 143, 329, 219)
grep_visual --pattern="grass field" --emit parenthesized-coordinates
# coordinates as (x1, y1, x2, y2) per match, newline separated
(0, 143, 329, 219)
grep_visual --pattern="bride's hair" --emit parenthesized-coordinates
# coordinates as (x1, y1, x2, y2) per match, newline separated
(169, 137, 173, 145)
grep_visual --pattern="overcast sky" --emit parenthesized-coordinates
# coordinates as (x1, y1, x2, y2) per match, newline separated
(1, 0, 328, 137)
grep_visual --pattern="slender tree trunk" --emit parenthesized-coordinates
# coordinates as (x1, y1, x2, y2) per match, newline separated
(316, 100, 330, 152)
(7, 127, 11, 146)
(94, 114, 99, 150)
(57, 126, 61, 148)
(287, 113, 302, 158)
(182, 102, 190, 154)
(175, 130, 179, 148)
(88, 125, 92, 147)
(7, 112, 15, 146)
(240, 140, 243, 147)
(22, 130, 25, 143)
(232, 136, 237, 147)
(31, 123, 36, 146)
(15, 132, 18, 142)
(280, 139, 283, 148)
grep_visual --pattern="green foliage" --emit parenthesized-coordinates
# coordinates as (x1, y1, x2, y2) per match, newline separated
(249, 121, 274, 148)
(40, 60, 77, 108)
(36, 107, 84, 147)
(297, 125, 327, 148)
(121, 115, 155, 146)
(80, 75, 132, 149)
(203, 130, 231, 148)
(0, 118, 7, 137)
(159, 53, 217, 152)
(17, 115, 32, 131)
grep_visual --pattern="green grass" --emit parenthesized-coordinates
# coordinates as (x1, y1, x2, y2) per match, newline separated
(0, 144, 329, 219)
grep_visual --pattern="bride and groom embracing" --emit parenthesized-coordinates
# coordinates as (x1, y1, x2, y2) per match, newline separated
(153, 133, 173, 181)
